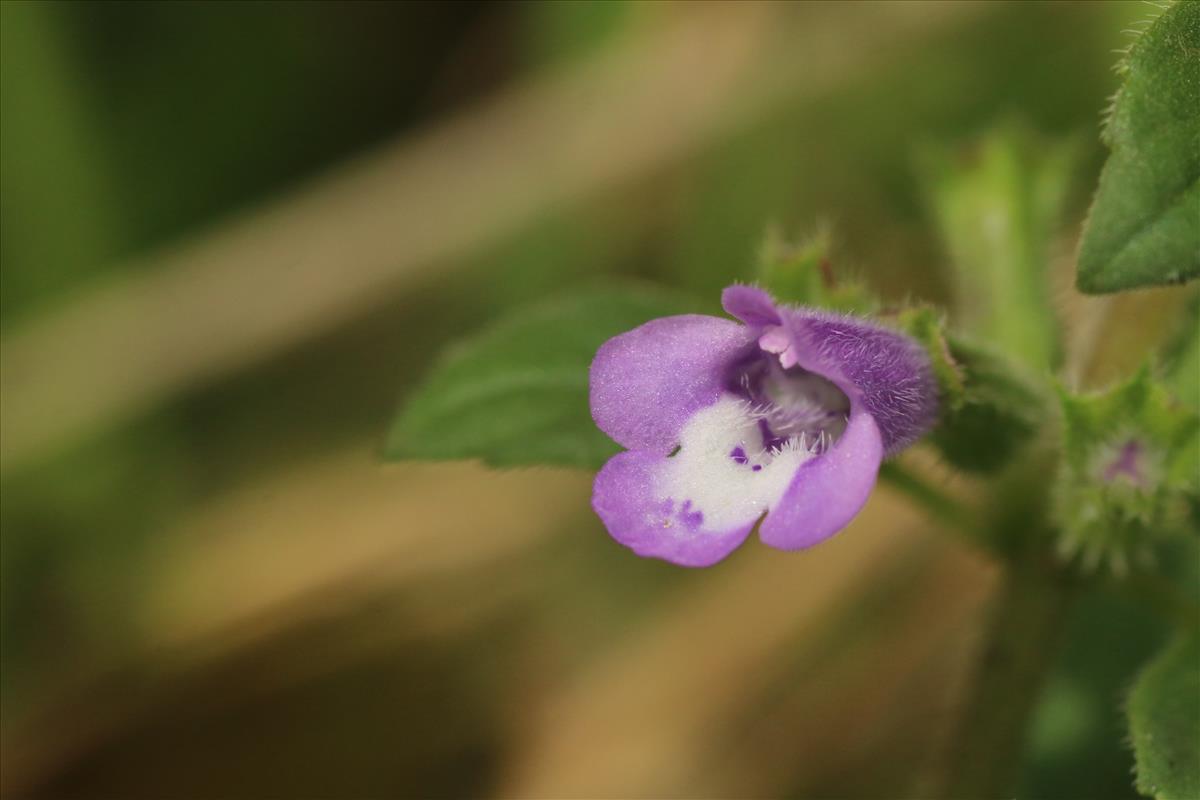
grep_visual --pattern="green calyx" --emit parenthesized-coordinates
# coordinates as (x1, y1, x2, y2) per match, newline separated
(1054, 366, 1200, 575)
(755, 225, 878, 315)
(899, 307, 1046, 474)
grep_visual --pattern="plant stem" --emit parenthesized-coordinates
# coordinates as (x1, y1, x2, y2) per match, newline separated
(878, 461, 973, 535)
(939, 554, 1076, 799)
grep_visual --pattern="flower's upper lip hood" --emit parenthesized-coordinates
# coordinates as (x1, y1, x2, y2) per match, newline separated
(722, 284, 939, 456)
(722, 283, 785, 328)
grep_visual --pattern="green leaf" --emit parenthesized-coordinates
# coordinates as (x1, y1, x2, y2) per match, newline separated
(1077, 0, 1200, 294)
(1128, 632, 1200, 800)
(386, 284, 696, 470)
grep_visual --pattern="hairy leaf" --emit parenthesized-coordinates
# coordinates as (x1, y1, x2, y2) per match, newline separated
(387, 285, 695, 469)
(1128, 632, 1200, 800)
(1077, 0, 1200, 293)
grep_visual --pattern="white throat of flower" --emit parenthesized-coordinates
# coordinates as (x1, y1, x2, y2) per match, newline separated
(654, 394, 822, 532)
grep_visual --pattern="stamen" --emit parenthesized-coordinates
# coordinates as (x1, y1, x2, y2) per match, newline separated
(726, 350, 850, 457)
(757, 325, 799, 369)
(758, 326, 790, 354)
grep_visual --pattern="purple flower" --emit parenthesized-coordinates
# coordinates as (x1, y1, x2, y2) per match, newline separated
(589, 285, 939, 567)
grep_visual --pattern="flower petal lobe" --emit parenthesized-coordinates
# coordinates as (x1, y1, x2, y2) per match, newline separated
(590, 315, 754, 455)
(758, 407, 884, 550)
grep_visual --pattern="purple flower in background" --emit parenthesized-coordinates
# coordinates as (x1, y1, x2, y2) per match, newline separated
(589, 285, 939, 567)
(1099, 438, 1149, 488)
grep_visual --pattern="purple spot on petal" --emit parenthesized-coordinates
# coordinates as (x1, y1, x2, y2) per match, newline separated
(758, 418, 790, 453)
(730, 446, 748, 464)
(752, 465, 762, 472)
(678, 499, 704, 530)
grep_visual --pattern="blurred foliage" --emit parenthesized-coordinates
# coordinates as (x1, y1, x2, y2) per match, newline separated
(1019, 585, 1170, 800)
(0, 1, 124, 321)
(757, 225, 878, 314)
(521, 0, 632, 69)
(29, 601, 507, 800)
(2, 2, 1190, 798)
(1161, 290, 1200, 405)
(662, 3, 1117, 305)
(919, 126, 1078, 371)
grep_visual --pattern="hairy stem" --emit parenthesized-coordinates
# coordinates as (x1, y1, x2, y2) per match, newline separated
(939, 554, 1075, 799)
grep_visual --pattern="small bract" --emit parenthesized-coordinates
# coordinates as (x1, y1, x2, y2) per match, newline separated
(589, 285, 939, 566)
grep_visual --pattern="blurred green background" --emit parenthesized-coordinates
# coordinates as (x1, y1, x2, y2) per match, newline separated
(0, 2, 1173, 797)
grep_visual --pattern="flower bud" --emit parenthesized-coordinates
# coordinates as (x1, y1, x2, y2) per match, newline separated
(1054, 367, 1200, 575)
